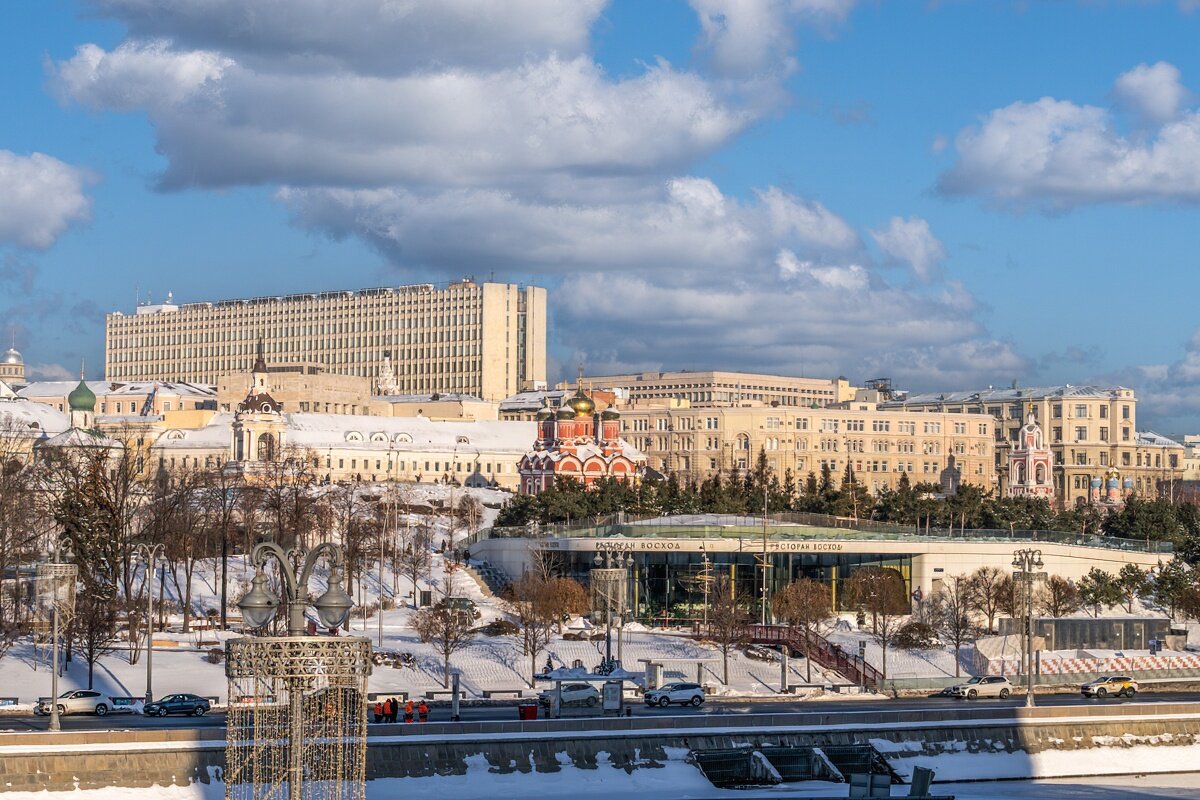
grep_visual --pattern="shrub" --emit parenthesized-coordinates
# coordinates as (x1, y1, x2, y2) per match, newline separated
(893, 621, 939, 650)
(206, 647, 225, 664)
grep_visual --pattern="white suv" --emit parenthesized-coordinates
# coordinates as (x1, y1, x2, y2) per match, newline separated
(538, 683, 600, 707)
(948, 676, 1013, 700)
(35, 690, 112, 717)
(644, 682, 705, 707)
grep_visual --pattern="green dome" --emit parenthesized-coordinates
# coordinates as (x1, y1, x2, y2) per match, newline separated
(536, 406, 554, 421)
(555, 406, 575, 420)
(601, 406, 620, 420)
(68, 379, 96, 412)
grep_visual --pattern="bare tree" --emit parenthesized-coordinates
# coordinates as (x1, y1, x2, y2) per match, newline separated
(1040, 575, 1081, 617)
(706, 573, 750, 685)
(933, 574, 979, 677)
(968, 566, 1007, 634)
(199, 466, 243, 630)
(844, 567, 910, 680)
(413, 577, 476, 688)
(158, 467, 209, 632)
(397, 521, 433, 608)
(772, 577, 832, 682)
(504, 572, 557, 686)
(455, 494, 484, 541)
(544, 577, 590, 634)
(69, 580, 119, 689)
(0, 418, 48, 632)
(258, 446, 319, 550)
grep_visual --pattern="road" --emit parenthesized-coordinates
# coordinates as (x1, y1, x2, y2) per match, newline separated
(3, 691, 1198, 733)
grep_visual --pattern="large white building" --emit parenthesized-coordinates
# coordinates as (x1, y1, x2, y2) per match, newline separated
(105, 279, 547, 401)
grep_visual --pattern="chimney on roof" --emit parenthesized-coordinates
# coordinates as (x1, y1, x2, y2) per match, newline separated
(1010, 379, 1018, 390)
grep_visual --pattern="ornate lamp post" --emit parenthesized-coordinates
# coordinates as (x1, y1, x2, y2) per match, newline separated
(227, 541, 368, 800)
(134, 542, 166, 704)
(1011, 548, 1044, 707)
(37, 554, 77, 733)
(592, 548, 633, 670)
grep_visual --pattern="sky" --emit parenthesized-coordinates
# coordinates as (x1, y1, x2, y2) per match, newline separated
(2, 1, 1200, 431)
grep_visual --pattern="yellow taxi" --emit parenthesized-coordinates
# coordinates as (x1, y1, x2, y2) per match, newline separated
(1080, 675, 1138, 698)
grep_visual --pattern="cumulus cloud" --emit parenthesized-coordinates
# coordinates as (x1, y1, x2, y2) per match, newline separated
(58, 0, 1020, 391)
(690, 0, 855, 77)
(89, 0, 605, 74)
(939, 63, 1200, 208)
(0, 151, 93, 250)
(1112, 61, 1191, 127)
(54, 46, 745, 191)
(870, 216, 946, 281)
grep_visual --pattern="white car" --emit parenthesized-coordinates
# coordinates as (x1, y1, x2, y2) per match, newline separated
(644, 682, 705, 707)
(35, 690, 113, 717)
(947, 676, 1013, 699)
(538, 682, 600, 707)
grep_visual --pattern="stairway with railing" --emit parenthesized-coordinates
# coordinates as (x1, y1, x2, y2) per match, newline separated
(742, 624, 883, 689)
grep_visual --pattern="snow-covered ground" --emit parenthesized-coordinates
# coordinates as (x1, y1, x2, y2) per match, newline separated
(0, 766, 1197, 800)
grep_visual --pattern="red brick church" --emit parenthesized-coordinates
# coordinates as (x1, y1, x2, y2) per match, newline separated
(518, 380, 646, 494)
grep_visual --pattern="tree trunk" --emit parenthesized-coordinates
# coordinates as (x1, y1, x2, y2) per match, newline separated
(87, 659, 94, 689)
(954, 643, 961, 677)
(722, 647, 729, 685)
(443, 654, 451, 688)
(220, 527, 229, 630)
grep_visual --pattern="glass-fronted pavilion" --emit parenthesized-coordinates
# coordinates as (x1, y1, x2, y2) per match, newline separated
(469, 514, 1169, 624)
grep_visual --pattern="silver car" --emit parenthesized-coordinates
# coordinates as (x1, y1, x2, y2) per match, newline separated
(538, 682, 599, 707)
(35, 690, 112, 717)
(948, 676, 1013, 699)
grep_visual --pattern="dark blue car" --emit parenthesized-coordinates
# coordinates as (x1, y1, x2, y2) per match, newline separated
(143, 693, 211, 717)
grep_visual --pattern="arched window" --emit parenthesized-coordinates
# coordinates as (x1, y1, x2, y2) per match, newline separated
(1035, 463, 1046, 484)
(736, 433, 750, 450)
(257, 433, 276, 461)
(345, 431, 363, 443)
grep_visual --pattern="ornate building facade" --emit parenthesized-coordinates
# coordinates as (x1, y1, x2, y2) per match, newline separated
(519, 384, 646, 494)
(1007, 413, 1054, 499)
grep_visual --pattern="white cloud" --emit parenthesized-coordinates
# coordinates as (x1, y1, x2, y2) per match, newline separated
(1112, 61, 1191, 127)
(0, 151, 93, 250)
(90, 0, 605, 74)
(55, 46, 746, 191)
(939, 64, 1200, 207)
(870, 216, 946, 281)
(59, 1, 1019, 391)
(690, 0, 855, 77)
(26, 363, 76, 382)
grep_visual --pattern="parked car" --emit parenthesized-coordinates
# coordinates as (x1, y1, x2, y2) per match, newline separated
(537, 683, 600, 707)
(34, 690, 112, 717)
(143, 693, 212, 717)
(1080, 676, 1138, 698)
(947, 676, 1013, 699)
(644, 682, 705, 707)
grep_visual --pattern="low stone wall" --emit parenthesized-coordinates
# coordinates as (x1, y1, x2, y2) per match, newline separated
(4, 704, 1200, 792)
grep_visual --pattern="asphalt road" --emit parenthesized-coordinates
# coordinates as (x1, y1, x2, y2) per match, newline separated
(3, 691, 1199, 733)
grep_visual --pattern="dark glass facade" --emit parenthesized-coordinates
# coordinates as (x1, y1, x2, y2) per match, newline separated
(558, 550, 912, 623)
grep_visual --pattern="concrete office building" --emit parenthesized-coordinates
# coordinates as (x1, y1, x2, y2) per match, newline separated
(882, 385, 1185, 506)
(105, 279, 547, 401)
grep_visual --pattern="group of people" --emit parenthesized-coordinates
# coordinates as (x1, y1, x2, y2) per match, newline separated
(372, 697, 429, 724)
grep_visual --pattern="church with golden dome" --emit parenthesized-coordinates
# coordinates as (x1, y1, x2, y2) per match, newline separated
(518, 372, 646, 494)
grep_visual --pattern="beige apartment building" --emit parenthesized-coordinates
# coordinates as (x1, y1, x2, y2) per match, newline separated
(568, 370, 858, 408)
(105, 280, 547, 401)
(19, 380, 217, 417)
(882, 385, 1184, 506)
(616, 400, 996, 493)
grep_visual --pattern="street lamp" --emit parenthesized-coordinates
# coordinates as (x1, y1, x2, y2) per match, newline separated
(593, 549, 633, 670)
(38, 552, 77, 733)
(1011, 548, 1044, 707)
(134, 542, 166, 704)
(230, 540, 363, 800)
(238, 541, 354, 636)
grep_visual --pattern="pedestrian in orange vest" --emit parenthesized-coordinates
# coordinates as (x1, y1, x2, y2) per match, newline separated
(372, 701, 382, 724)
(417, 700, 429, 723)
(404, 699, 415, 723)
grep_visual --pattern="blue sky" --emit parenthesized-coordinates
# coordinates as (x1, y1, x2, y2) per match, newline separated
(2, 1, 1199, 430)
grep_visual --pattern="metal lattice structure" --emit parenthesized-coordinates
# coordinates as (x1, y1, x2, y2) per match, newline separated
(33, 563, 77, 637)
(225, 636, 372, 800)
(590, 567, 627, 617)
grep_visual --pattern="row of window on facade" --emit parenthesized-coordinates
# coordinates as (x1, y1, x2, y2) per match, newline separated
(162, 453, 513, 474)
(625, 417, 986, 435)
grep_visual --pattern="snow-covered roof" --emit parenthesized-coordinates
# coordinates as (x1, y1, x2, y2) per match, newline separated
(500, 389, 569, 412)
(18, 380, 216, 399)
(373, 393, 485, 404)
(884, 385, 1132, 406)
(153, 413, 237, 450)
(0, 399, 71, 438)
(39, 428, 123, 450)
(1137, 430, 1183, 448)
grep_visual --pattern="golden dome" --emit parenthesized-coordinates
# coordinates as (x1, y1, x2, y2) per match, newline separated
(567, 389, 595, 418)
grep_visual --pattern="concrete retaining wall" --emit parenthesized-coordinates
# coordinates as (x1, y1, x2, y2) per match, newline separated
(4, 704, 1200, 792)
